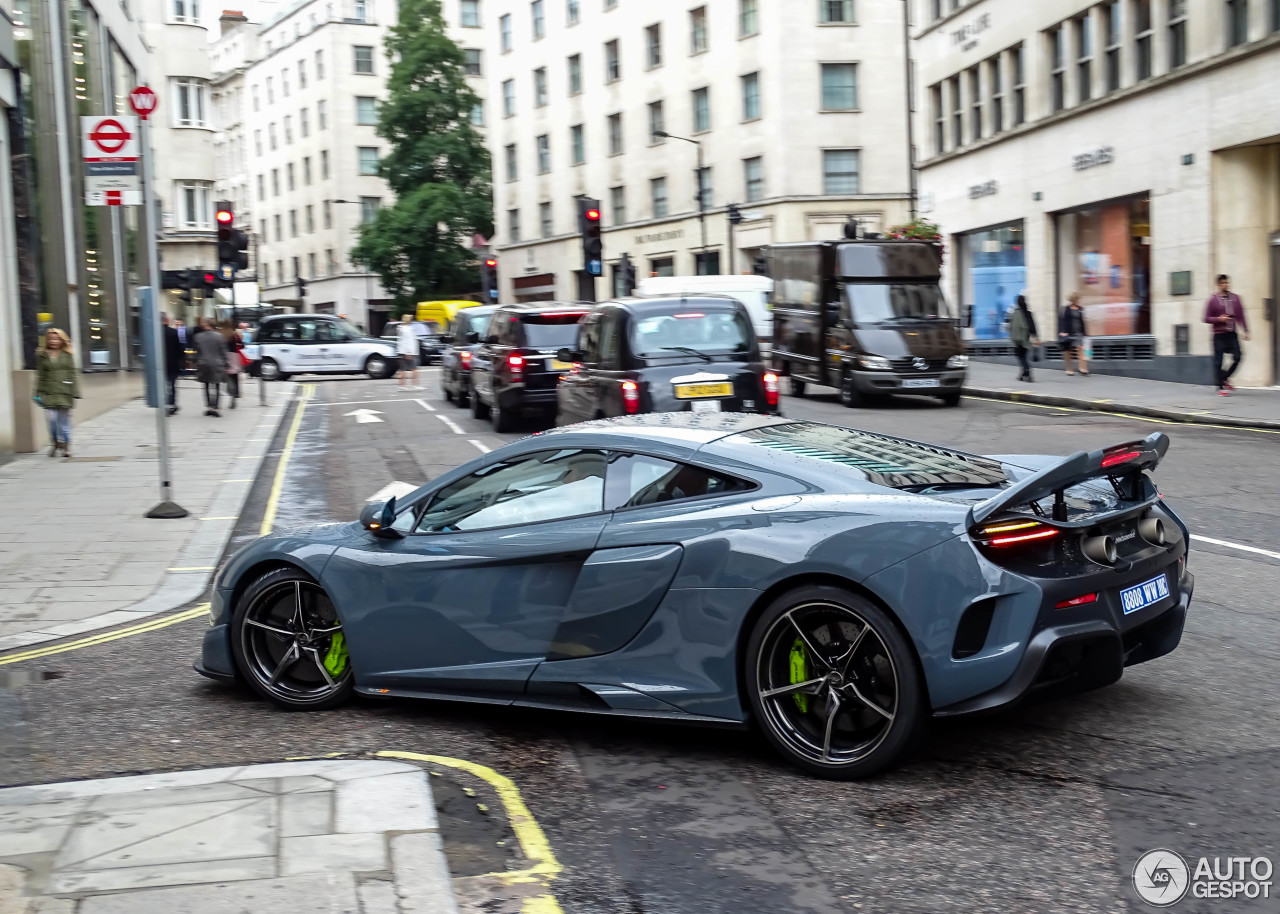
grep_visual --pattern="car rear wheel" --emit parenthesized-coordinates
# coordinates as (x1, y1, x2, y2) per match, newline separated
(455, 378, 470, 408)
(745, 585, 925, 779)
(471, 388, 490, 419)
(260, 358, 288, 382)
(491, 402, 516, 433)
(839, 373, 866, 408)
(789, 377, 806, 398)
(365, 355, 389, 379)
(941, 392, 962, 408)
(230, 567, 353, 711)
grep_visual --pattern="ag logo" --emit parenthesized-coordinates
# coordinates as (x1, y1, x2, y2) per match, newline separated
(1133, 849, 1190, 906)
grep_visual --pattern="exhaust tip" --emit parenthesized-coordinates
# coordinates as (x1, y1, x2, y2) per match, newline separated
(1138, 517, 1167, 546)
(1083, 535, 1118, 565)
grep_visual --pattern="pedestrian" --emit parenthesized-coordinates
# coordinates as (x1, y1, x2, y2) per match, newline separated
(396, 313, 420, 390)
(34, 328, 80, 457)
(1008, 294, 1039, 383)
(193, 318, 227, 417)
(1203, 274, 1249, 396)
(1058, 293, 1089, 376)
(222, 320, 244, 409)
(162, 312, 184, 415)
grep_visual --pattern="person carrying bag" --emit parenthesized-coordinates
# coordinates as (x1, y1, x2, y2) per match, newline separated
(34, 328, 81, 457)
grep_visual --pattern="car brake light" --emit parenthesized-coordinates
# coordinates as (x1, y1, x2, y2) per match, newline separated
(621, 380, 640, 414)
(973, 520, 1060, 547)
(460, 351, 472, 368)
(1101, 448, 1143, 469)
(1055, 593, 1098, 609)
(508, 354, 524, 381)
(763, 371, 779, 408)
(536, 311, 588, 319)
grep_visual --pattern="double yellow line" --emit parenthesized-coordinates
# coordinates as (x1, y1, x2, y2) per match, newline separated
(0, 605, 209, 666)
(260, 384, 315, 536)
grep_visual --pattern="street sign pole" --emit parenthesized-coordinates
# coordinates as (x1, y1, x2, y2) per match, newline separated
(135, 89, 186, 519)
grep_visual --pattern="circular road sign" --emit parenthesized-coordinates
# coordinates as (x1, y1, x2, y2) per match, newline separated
(88, 118, 133, 155)
(129, 86, 158, 119)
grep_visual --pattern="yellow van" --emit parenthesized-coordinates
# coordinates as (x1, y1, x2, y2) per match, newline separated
(415, 300, 478, 329)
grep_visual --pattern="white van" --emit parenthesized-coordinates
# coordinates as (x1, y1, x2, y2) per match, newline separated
(635, 275, 775, 345)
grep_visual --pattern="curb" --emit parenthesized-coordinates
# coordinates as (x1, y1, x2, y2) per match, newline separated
(0, 384, 299, 655)
(963, 386, 1280, 432)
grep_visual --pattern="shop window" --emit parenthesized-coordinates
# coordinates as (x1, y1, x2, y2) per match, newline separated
(961, 224, 1025, 341)
(695, 252, 721, 276)
(1055, 195, 1152, 337)
(650, 256, 675, 277)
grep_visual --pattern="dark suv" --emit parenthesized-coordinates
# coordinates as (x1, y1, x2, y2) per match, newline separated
(470, 303, 590, 432)
(555, 296, 780, 425)
(380, 320, 445, 365)
(440, 305, 497, 407)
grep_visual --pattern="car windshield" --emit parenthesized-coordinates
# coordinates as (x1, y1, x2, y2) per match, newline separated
(521, 314, 586, 349)
(465, 312, 492, 335)
(334, 318, 365, 339)
(630, 309, 752, 358)
(724, 422, 1008, 490)
(847, 284, 953, 324)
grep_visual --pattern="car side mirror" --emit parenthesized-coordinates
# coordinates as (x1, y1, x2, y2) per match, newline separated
(485, 334, 500, 344)
(465, 331, 480, 344)
(439, 334, 454, 345)
(359, 497, 403, 539)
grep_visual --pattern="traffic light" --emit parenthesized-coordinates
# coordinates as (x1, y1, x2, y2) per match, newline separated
(752, 251, 770, 277)
(202, 272, 218, 296)
(480, 257, 499, 301)
(215, 201, 250, 279)
(296, 276, 307, 300)
(727, 204, 743, 226)
(577, 197, 603, 277)
(178, 268, 193, 305)
(618, 253, 637, 296)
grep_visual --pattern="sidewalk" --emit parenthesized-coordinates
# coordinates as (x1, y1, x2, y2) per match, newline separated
(0, 379, 296, 653)
(964, 360, 1280, 430)
(0, 759, 457, 913)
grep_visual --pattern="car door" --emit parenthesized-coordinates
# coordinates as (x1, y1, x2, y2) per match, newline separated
(557, 312, 601, 424)
(321, 447, 611, 696)
(265, 319, 306, 372)
(470, 313, 501, 406)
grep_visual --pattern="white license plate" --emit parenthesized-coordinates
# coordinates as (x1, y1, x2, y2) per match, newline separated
(1120, 574, 1170, 615)
(690, 399, 721, 413)
(902, 378, 941, 389)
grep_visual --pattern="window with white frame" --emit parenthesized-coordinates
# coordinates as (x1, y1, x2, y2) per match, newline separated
(252, 84, 260, 111)
(744, 156, 764, 203)
(950, 76, 962, 145)
(301, 107, 310, 136)
(607, 113, 623, 154)
(610, 185, 626, 224)
(508, 207, 521, 242)
(323, 200, 333, 228)
(461, 0, 480, 27)
(500, 13, 512, 51)
(306, 205, 314, 232)
(650, 176, 668, 218)
(281, 69, 290, 97)
(178, 181, 212, 228)
(257, 174, 265, 200)
(308, 252, 317, 276)
(1075, 12, 1092, 103)
(568, 54, 582, 94)
(969, 67, 981, 140)
(503, 79, 515, 116)
(287, 162, 295, 190)
(358, 147, 380, 175)
(269, 122, 277, 149)
(272, 168, 280, 195)
(172, 0, 199, 23)
(471, 102, 485, 126)
(646, 24, 662, 67)
(1168, 0, 1186, 67)
(353, 0, 368, 22)
(299, 60, 307, 89)
(465, 49, 483, 76)
(284, 115, 293, 143)
(1011, 43, 1026, 125)
(823, 149, 860, 194)
(692, 86, 710, 132)
(1049, 25, 1066, 111)
(536, 134, 550, 172)
(568, 0, 580, 25)
(321, 150, 330, 179)
(740, 0, 758, 35)
(820, 0, 854, 23)
(931, 84, 944, 152)
(254, 129, 263, 156)
(505, 143, 517, 180)
(318, 100, 328, 129)
(290, 210, 298, 238)
(353, 45, 374, 74)
(605, 40, 620, 82)
(316, 49, 325, 79)
(173, 78, 208, 127)
(690, 6, 708, 53)
(989, 56, 1003, 133)
(741, 71, 760, 120)
(304, 156, 313, 184)
(1105, 2, 1123, 90)
(571, 124, 585, 164)
(539, 202, 552, 238)
(648, 100, 665, 141)
(1134, 0, 1152, 80)
(695, 167, 712, 209)
(534, 67, 548, 104)
(360, 196, 381, 224)
(531, 0, 545, 38)
(821, 63, 857, 111)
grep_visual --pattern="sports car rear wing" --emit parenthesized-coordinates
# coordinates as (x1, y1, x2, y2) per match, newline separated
(968, 432, 1170, 527)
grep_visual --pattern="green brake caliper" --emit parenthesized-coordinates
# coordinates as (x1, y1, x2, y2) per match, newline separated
(323, 632, 349, 677)
(789, 637, 809, 713)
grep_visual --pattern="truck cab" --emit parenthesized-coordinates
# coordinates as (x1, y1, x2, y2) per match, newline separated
(769, 240, 968, 408)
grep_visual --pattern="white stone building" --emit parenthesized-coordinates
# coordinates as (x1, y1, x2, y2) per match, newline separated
(221, 0, 486, 331)
(486, 0, 916, 302)
(914, 0, 1280, 385)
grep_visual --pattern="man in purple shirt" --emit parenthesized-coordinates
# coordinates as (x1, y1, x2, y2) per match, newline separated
(1203, 274, 1249, 395)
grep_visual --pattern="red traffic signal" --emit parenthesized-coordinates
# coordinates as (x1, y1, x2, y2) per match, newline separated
(484, 258, 498, 268)
(203, 272, 216, 286)
(584, 208, 601, 222)
(215, 209, 233, 225)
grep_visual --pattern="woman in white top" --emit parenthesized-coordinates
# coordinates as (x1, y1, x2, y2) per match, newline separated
(396, 313, 420, 389)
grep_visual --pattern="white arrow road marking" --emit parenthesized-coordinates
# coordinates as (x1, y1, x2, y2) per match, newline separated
(366, 481, 419, 503)
(344, 408, 384, 424)
(436, 415, 464, 435)
(469, 439, 492, 454)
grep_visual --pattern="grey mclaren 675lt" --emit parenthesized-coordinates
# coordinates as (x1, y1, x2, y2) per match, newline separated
(197, 413, 1193, 778)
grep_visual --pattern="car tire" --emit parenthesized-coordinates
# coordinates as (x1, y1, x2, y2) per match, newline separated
(229, 566, 354, 712)
(471, 388, 490, 420)
(745, 584, 925, 780)
(260, 358, 287, 382)
(491, 402, 515, 433)
(443, 382, 453, 402)
(788, 377, 806, 398)
(941, 392, 962, 408)
(838, 373, 866, 409)
(455, 379, 470, 409)
(365, 355, 390, 379)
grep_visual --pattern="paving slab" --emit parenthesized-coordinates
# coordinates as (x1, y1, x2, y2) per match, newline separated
(0, 760, 454, 913)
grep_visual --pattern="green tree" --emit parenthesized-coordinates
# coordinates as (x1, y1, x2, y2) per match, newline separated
(351, 0, 492, 303)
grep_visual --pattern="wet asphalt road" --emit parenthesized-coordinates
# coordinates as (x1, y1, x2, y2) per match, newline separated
(4, 368, 1280, 914)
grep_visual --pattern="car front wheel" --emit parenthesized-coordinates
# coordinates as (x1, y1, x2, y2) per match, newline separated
(260, 358, 288, 382)
(365, 355, 390, 379)
(745, 585, 925, 779)
(230, 567, 354, 711)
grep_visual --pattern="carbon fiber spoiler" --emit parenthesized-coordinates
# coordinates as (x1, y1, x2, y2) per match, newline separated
(967, 432, 1170, 527)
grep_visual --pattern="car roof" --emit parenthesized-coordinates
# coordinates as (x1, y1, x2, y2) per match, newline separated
(260, 313, 338, 322)
(497, 301, 592, 315)
(605, 295, 750, 315)
(538, 412, 792, 447)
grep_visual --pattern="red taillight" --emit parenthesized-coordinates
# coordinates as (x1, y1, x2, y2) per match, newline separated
(763, 371, 779, 408)
(1102, 448, 1143, 469)
(1055, 593, 1099, 609)
(508, 354, 524, 381)
(460, 351, 472, 368)
(621, 380, 640, 414)
(974, 520, 1060, 548)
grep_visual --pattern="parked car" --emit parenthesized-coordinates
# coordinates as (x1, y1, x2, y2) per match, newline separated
(380, 320, 445, 365)
(469, 303, 590, 432)
(254, 314, 398, 381)
(440, 305, 498, 407)
(555, 296, 780, 426)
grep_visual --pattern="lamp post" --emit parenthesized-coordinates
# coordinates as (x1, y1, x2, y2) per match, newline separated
(902, 0, 919, 221)
(330, 198, 375, 323)
(654, 131, 709, 271)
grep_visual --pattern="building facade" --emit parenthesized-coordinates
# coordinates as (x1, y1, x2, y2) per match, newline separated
(486, 0, 915, 302)
(1, 6, 22, 454)
(915, 0, 1280, 384)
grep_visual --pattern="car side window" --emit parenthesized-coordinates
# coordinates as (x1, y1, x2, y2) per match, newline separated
(298, 319, 319, 341)
(274, 320, 301, 342)
(599, 313, 621, 369)
(605, 453, 754, 509)
(315, 321, 338, 342)
(578, 313, 601, 364)
(257, 325, 278, 342)
(416, 449, 608, 533)
(494, 313, 516, 345)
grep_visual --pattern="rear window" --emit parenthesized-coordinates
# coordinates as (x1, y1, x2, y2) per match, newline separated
(519, 313, 586, 349)
(723, 422, 1008, 490)
(630, 309, 752, 358)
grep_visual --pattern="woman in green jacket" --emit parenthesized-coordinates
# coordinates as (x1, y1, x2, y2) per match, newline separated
(35, 328, 81, 457)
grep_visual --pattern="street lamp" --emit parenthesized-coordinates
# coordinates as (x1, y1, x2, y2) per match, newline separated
(654, 131, 709, 270)
(329, 198, 375, 321)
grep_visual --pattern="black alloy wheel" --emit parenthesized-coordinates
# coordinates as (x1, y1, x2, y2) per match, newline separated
(745, 585, 924, 779)
(788, 376, 806, 398)
(230, 567, 354, 711)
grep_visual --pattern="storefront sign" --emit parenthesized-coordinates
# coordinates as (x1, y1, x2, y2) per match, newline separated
(952, 13, 991, 51)
(968, 181, 998, 200)
(1073, 146, 1115, 171)
(635, 229, 684, 245)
